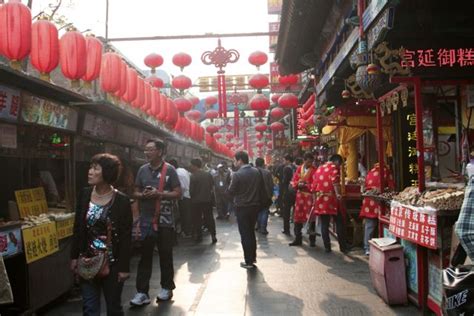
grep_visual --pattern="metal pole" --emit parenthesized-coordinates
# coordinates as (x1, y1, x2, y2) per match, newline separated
(105, 0, 109, 43)
(376, 102, 385, 193)
(108, 31, 278, 42)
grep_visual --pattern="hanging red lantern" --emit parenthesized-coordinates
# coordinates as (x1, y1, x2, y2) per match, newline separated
(256, 141, 265, 149)
(144, 53, 163, 73)
(205, 109, 219, 121)
(225, 133, 234, 141)
(256, 133, 263, 140)
(174, 97, 193, 114)
(226, 142, 234, 149)
(31, 17, 59, 80)
(278, 74, 299, 87)
(248, 51, 268, 70)
(151, 88, 161, 117)
(146, 75, 164, 88)
(255, 123, 268, 133)
(254, 110, 266, 118)
(115, 60, 128, 98)
(59, 28, 87, 86)
(157, 94, 167, 121)
(249, 94, 270, 111)
(205, 95, 218, 108)
(206, 124, 219, 135)
(168, 99, 179, 127)
(82, 35, 103, 84)
(270, 107, 285, 120)
(172, 52, 192, 71)
(271, 94, 282, 104)
(249, 73, 269, 91)
(266, 133, 272, 140)
(278, 93, 299, 109)
(172, 75, 192, 92)
(133, 77, 145, 109)
(122, 68, 137, 103)
(214, 133, 223, 140)
(100, 52, 122, 93)
(143, 82, 152, 113)
(0, 0, 32, 68)
(270, 122, 285, 132)
(186, 109, 201, 121)
(187, 96, 200, 106)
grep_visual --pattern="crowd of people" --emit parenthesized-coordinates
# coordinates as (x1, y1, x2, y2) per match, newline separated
(70, 139, 355, 315)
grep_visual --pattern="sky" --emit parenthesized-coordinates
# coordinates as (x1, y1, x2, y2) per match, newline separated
(30, 0, 280, 98)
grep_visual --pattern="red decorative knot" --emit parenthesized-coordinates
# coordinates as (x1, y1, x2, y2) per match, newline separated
(144, 53, 164, 72)
(201, 39, 240, 72)
(172, 52, 192, 71)
(270, 122, 285, 132)
(249, 94, 270, 111)
(270, 107, 285, 120)
(278, 93, 299, 109)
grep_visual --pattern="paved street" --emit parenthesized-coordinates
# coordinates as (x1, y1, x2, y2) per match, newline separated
(41, 213, 418, 316)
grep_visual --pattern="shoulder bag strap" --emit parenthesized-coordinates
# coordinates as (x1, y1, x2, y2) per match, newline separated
(152, 163, 168, 232)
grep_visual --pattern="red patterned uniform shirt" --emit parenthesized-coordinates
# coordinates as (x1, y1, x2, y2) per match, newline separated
(311, 162, 340, 216)
(360, 164, 395, 219)
(291, 165, 316, 223)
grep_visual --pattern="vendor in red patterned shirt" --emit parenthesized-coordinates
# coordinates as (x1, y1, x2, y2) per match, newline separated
(311, 154, 348, 253)
(288, 152, 317, 247)
(360, 163, 395, 256)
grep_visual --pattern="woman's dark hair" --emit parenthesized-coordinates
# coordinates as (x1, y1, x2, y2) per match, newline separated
(90, 153, 122, 185)
(303, 152, 314, 161)
(329, 154, 344, 165)
(234, 151, 249, 164)
(191, 158, 202, 168)
(295, 157, 303, 165)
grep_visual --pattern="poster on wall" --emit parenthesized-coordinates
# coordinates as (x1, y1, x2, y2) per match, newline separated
(0, 124, 17, 149)
(0, 226, 22, 258)
(0, 85, 20, 121)
(21, 93, 78, 131)
(401, 239, 418, 294)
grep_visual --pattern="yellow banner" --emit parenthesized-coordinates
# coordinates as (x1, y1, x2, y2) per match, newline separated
(22, 222, 59, 264)
(15, 187, 48, 218)
(56, 217, 75, 240)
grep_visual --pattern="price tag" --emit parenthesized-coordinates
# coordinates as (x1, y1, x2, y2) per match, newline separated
(56, 217, 75, 240)
(22, 222, 58, 264)
(15, 187, 48, 218)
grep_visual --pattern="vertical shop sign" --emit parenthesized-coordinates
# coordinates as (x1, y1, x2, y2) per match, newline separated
(22, 222, 59, 264)
(56, 217, 75, 240)
(296, 108, 306, 137)
(0, 85, 20, 121)
(389, 201, 438, 249)
(14, 187, 49, 218)
(269, 22, 279, 53)
(267, 0, 282, 14)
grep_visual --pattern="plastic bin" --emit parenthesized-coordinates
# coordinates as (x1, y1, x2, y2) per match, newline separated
(369, 240, 408, 305)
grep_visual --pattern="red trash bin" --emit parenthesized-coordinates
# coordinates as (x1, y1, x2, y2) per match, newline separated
(369, 240, 408, 305)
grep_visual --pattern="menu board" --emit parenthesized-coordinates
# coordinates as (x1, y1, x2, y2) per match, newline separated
(115, 124, 138, 146)
(15, 187, 49, 218)
(56, 217, 74, 240)
(389, 201, 438, 249)
(0, 123, 17, 149)
(22, 222, 58, 264)
(21, 93, 78, 131)
(82, 113, 116, 141)
(0, 85, 20, 121)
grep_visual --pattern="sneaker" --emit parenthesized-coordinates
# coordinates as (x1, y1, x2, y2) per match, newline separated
(130, 293, 151, 306)
(156, 288, 173, 301)
(289, 239, 302, 246)
(211, 235, 217, 244)
(240, 262, 256, 269)
(365, 250, 370, 256)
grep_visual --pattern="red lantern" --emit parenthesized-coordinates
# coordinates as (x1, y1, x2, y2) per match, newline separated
(100, 52, 122, 93)
(205, 110, 219, 121)
(144, 53, 163, 73)
(187, 109, 201, 121)
(270, 122, 285, 132)
(31, 18, 58, 80)
(248, 51, 268, 69)
(122, 68, 137, 103)
(278, 74, 299, 87)
(206, 124, 219, 135)
(188, 96, 200, 106)
(146, 75, 164, 88)
(151, 88, 161, 117)
(157, 94, 167, 121)
(59, 28, 87, 86)
(270, 107, 285, 120)
(0, 0, 32, 67)
(226, 142, 234, 149)
(172, 75, 192, 91)
(115, 60, 128, 98)
(271, 94, 281, 104)
(174, 97, 193, 114)
(214, 133, 223, 140)
(205, 96, 218, 107)
(82, 35, 102, 83)
(172, 52, 192, 70)
(254, 110, 266, 118)
(278, 93, 299, 109)
(256, 141, 264, 149)
(249, 74, 269, 90)
(133, 77, 145, 109)
(249, 94, 270, 111)
(256, 133, 263, 140)
(143, 82, 152, 112)
(255, 123, 267, 133)
(225, 133, 234, 141)
(266, 133, 272, 140)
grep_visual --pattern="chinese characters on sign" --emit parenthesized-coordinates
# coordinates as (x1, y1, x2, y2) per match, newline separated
(0, 85, 21, 121)
(270, 62, 301, 93)
(296, 108, 306, 137)
(269, 22, 279, 53)
(15, 187, 49, 218)
(267, 0, 282, 14)
(22, 222, 59, 264)
(56, 217, 75, 240)
(389, 202, 437, 249)
(406, 113, 419, 187)
(402, 48, 474, 68)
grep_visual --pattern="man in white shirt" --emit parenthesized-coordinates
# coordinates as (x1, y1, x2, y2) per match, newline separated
(168, 159, 192, 237)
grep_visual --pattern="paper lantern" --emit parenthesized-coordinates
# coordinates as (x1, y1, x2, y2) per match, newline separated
(270, 122, 285, 132)
(172, 52, 192, 70)
(205, 95, 218, 107)
(82, 35, 103, 83)
(59, 28, 87, 86)
(115, 60, 128, 98)
(278, 74, 299, 87)
(271, 94, 281, 103)
(187, 109, 201, 121)
(122, 68, 137, 103)
(205, 109, 219, 121)
(144, 53, 163, 73)
(188, 96, 200, 106)
(100, 52, 122, 93)
(172, 75, 192, 91)
(146, 75, 164, 88)
(270, 107, 285, 120)
(248, 51, 268, 69)
(249, 73, 269, 90)
(255, 123, 267, 133)
(206, 124, 219, 135)
(174, 97, 193, 114)
(278, 93, 299, 109)
(249, 94, 270, 111)
(31, 18, 59, 80)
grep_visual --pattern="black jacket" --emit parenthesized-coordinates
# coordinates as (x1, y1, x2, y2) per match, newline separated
(71, 187, 133, 273)
(227, 164, 262, 208)
(190, 169, 214, 204)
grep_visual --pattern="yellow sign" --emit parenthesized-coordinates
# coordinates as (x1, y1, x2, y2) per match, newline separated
(15, 187, 48, 218)
(56, 217, 75, 240)
(22, 222, 59, 264)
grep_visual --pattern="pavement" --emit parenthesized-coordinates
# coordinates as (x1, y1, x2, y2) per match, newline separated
(39, 213, 419, 316)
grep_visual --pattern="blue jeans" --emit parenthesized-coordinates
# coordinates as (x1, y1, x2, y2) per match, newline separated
(256, 208, 269, 232)
(81, 264, 124, 316)
(364, 218, 378, 252)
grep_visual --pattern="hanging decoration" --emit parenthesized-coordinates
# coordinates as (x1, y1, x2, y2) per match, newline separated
(278, 93, 299, 109)
(201, 39, 240, 117)
(82, 35, 103, 84)
(270, 107, 285, 120)
(144, 53, 163, 74)
(31, 16, 59, 81)
(172, 52, 192, 71)
(205, 109, 219, 122)
(59, 27, 87, 87)
(248, 51, 268, 71)
(100, 51, 122, 94)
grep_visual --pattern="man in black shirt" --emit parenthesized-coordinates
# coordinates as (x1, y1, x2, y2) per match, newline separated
(281, 154, 296, 235)
(190, 158, 217, 244)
